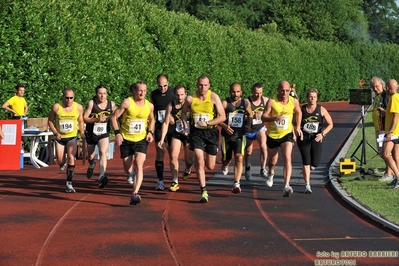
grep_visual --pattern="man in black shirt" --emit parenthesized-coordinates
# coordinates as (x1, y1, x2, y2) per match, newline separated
(150, 74, 175, 190)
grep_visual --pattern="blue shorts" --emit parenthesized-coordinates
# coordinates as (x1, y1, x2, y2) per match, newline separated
(245, 126, 266, 140)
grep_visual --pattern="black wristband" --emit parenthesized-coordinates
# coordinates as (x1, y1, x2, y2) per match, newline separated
(114, 129, 121, 135)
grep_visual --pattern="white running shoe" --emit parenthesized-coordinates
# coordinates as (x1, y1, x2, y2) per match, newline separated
(222, 166, 229, 176)
(127, 171, 135, 184)
(304, 184, 312, 194)
(283, 186, 293, 197)
(266, 174, 274, 187)
(155, 180, 165, 191)
(231, 182, 241, 194)
(65, 181, 76, 193)
(378, 174, 394, 182)
(60, 163, 66, 172)
(260, 169, 268, 179)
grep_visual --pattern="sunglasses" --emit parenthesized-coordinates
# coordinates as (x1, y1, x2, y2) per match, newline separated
(65, 97, 74, 100)
(158, 84, 168, 88)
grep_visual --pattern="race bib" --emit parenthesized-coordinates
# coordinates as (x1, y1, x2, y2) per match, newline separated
(274, 115, 289, 130)
(252, 118, 262, 125)
(228, 113, 244, 128)
(193, 113, 210, 128)
(59, 120, 74, 133)
(129, 120, 145, 134)
(175, 120, 190, 133)
(93, 122, 107, 136)
(303, 122, 319, 134)
(252, 111, 263, 125)
(157, 110, 166, 123)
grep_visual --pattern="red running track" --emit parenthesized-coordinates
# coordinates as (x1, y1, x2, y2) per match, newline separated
(0, 102, 398, 266)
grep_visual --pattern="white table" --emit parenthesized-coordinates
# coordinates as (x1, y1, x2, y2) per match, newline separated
(22, 131, 53, 169)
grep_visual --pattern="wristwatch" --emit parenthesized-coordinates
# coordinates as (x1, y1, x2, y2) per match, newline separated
(206, 121, 211, 126)
(148, 130, 154, 135)
(321, 131, 326, 137)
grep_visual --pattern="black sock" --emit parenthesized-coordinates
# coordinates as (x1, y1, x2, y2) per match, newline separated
(201, 186, 207, 192)
(246, 166, 251, 171)
(67, 165, 75, 181)
(155, 160, 164, 180)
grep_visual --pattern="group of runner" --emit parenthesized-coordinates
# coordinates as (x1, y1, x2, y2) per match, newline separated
(1, 76, 335, 205)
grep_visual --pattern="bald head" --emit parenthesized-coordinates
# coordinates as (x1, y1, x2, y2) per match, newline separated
(386, 79, 398, 95)
(278, 80, 290, 90)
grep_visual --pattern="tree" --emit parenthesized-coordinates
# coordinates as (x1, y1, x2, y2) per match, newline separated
(362, 0, 399, 43)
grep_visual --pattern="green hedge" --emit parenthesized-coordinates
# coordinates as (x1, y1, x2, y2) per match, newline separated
(1, 0, 398, 118)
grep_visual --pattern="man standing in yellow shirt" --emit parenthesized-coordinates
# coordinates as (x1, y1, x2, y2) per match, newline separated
(2, 84, 28, 119)
(381, 79, 399, 189)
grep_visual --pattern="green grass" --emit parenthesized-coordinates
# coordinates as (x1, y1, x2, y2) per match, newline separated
(337, 108, 399, 225)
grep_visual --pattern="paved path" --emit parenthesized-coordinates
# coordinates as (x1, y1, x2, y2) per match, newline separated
(0, 102, 398, 266)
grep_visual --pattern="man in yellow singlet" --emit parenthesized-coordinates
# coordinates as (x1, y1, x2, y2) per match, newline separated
(111, 81, 155, 205)
(181, 75, 226, 203)
(2, 84, 28, 119)
(48, 88, 85, 193)
(261, 80, 302, 197)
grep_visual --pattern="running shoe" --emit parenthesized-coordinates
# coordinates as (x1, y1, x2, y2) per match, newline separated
(86, 161, 96, 179)
(60, 163, 66, 172)
(169, 182, 180, 192)
(65, 181, 76, 193)
(266, 174, 274, 187)
(260, 168, 268, 179)
(130, 193, 141, 205)
(222, 166, 229, 176)
(378, 174, 394, 182)
(394, 179, 399, 190)
(98, 175, 109, 188)
(390, 177, 398, 186)
(200, 190, 209, 203)
(155, 180, 165, 191)
(310, 166, 316, 171)
(182, 169, 191, 181)
(283, 186, 294, 197)
(127, 171, 135, 184)
(245, 164, 252, 180)
(231, 182, 241, 194)
(304, 184, 312, 194)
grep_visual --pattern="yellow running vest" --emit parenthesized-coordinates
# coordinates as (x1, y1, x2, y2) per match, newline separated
(56, 102, 79, 138)
(121, 98, 151, 142)
(191, 90, 215, 129)
(267, 96, 295, 139)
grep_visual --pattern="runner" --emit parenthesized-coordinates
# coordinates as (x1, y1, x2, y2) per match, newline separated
(83, 84, 117, 188)
(297, 88, 333, 193)
(158, 85, 194, 191)
(261, 80, 302, 197)
(181, 75, 226, 203)
(48, 88, 85, 193)
(150, 74, 175, 191)
(244, 83, 269, 180)
(219, 82, 252, 194)
(111, 81, 155, 205)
